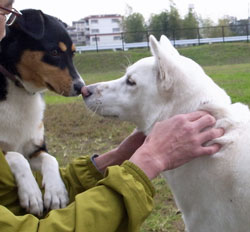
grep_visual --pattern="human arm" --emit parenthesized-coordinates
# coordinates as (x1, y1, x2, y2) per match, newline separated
(94, 130, 146, 173)
(0, 130, 147, 217)
(0, 150, 154, 232)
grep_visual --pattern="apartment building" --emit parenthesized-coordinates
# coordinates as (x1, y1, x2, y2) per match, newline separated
(67, 22, 85, 45)
(68, 14, 123, 46)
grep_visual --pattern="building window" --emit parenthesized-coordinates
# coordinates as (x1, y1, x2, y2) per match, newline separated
(92, 37, 100, 42)
(112, 28, 120, 33)
(112, 18, 120, 23)
(114, 36, 121, 40)
(91, 29, 99, 33)
(91, 19, 98, 24)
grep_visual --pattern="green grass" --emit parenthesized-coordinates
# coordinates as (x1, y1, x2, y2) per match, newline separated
(74, 49, 151, 74)
(205, 63, 250, 104)
(179, 42, 250, 66)
(43, 42, 250, 232)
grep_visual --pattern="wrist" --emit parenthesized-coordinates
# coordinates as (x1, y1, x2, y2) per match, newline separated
(129, 147, 160, 180)
(94, 147, 126, 173)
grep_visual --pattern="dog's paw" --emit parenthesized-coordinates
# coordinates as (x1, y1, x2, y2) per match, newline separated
(5, 152, 44, 216)
(18, 179, 44, 216)
(43, 177, 69, 210)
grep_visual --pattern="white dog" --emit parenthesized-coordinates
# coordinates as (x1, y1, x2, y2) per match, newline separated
(83, 35, 250, 232)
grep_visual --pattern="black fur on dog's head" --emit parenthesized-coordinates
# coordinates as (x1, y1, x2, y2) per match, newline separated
(0, 9, 84, 96)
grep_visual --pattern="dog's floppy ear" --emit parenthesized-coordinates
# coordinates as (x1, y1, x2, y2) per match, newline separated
(149, 35, 175, 90)
(12, 9, 45, 40)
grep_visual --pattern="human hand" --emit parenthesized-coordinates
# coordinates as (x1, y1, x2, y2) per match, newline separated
(129, 111, 224, 180)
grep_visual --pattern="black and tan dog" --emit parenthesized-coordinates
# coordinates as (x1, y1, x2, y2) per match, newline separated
(0, 9, 84, 216)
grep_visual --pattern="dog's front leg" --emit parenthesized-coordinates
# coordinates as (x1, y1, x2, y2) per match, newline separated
(5, 152, 44, 216)
(29, 152, 69, 210)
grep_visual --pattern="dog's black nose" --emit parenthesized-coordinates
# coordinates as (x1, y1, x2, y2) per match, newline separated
(74, 82, 85, 95)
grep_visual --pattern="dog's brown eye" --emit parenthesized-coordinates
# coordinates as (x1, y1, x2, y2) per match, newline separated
(50, 49, 60, 56)
(126, 78, 136, 86)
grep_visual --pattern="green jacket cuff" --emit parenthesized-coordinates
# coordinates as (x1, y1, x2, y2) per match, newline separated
(121, 161, 155, 197)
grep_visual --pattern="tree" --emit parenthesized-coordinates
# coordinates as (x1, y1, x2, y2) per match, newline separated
(199, 17, 218, 38)
(182, 7, 199, 39)
(148, 11, 169, 40)
(217, 16, 235, 37)
(168, 3, 182, 39)
(147, 3, 182, 40)
(122, 13, 146, 42)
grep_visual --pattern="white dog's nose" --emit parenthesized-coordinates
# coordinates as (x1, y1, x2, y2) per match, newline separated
(81, 86, 91, 98)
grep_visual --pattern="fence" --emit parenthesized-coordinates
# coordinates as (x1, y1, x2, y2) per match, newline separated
(76, 24, 250, 53)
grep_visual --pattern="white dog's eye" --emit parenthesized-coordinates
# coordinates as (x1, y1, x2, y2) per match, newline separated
(126, 77, 136, 86)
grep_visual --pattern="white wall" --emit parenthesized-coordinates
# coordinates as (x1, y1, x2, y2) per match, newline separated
(88, 16, 122, 45)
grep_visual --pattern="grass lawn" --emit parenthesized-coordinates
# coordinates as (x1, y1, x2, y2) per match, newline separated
(43, 43, 250, 232)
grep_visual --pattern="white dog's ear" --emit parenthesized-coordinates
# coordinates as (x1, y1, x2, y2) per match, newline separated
(149, 35, 176, 90)
(160, 35, 179, 56)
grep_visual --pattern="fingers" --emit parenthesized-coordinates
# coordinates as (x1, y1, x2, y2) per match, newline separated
(192, 114, 216, 132)
(199, 143, 222, 156)
(186, 111, 209, 121)
(200, 127, 224, 145)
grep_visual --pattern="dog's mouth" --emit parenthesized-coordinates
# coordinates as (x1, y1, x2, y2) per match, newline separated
(45, 82, 56, 92)
(81, 86, 120, 118)
(103, 114, 119, 118)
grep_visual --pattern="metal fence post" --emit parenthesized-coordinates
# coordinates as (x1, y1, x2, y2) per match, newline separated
(121, 32, 125, 51)
(146, 31, 150, 50)
(247, 24, 249, 43)
(94, 34, 99, 52)
(173, 30, 176, 47)
(222, 26, 225, 43)
(197, 28, 200, 45)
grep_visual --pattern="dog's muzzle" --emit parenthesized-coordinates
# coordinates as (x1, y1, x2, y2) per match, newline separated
(74, 81, 85, 95)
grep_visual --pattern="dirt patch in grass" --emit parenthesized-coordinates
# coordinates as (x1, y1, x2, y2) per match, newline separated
(44, 100, 134, 165)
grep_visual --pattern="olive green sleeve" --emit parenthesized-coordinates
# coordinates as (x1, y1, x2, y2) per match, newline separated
(0, 150, 155, 231)
(0, 161, 155, 232)
(59, 155, 104, 203)
(0, 152, 104, 214)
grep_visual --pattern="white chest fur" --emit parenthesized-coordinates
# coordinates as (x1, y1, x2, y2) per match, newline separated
(0, 80, 45, 154)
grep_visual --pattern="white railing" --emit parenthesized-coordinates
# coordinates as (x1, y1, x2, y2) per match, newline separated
(76, 35, 250, 53)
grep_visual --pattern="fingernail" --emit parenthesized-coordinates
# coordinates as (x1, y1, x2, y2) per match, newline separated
(218, 128, 225, 135)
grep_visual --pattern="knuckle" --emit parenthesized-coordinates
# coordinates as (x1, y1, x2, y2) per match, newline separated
(154, 121, 162, 129)
(208, 128, 221, 139)
(203, 145, 218, 156)
(190, 137, 200, 146)
(183, 124, 195, 134)
(172, 114, 186, 124)
(208, 129, 217, 139)
(205, 147, 215, 155)
(205, 115, 216, 125)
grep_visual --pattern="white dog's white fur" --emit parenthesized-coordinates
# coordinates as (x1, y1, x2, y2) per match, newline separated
(84, 35, 250, 232)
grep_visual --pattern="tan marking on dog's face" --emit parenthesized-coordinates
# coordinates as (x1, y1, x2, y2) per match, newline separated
(17, 50, 73, 96)
(72, 44, 76, 52)
(59, 42, 67, 52)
